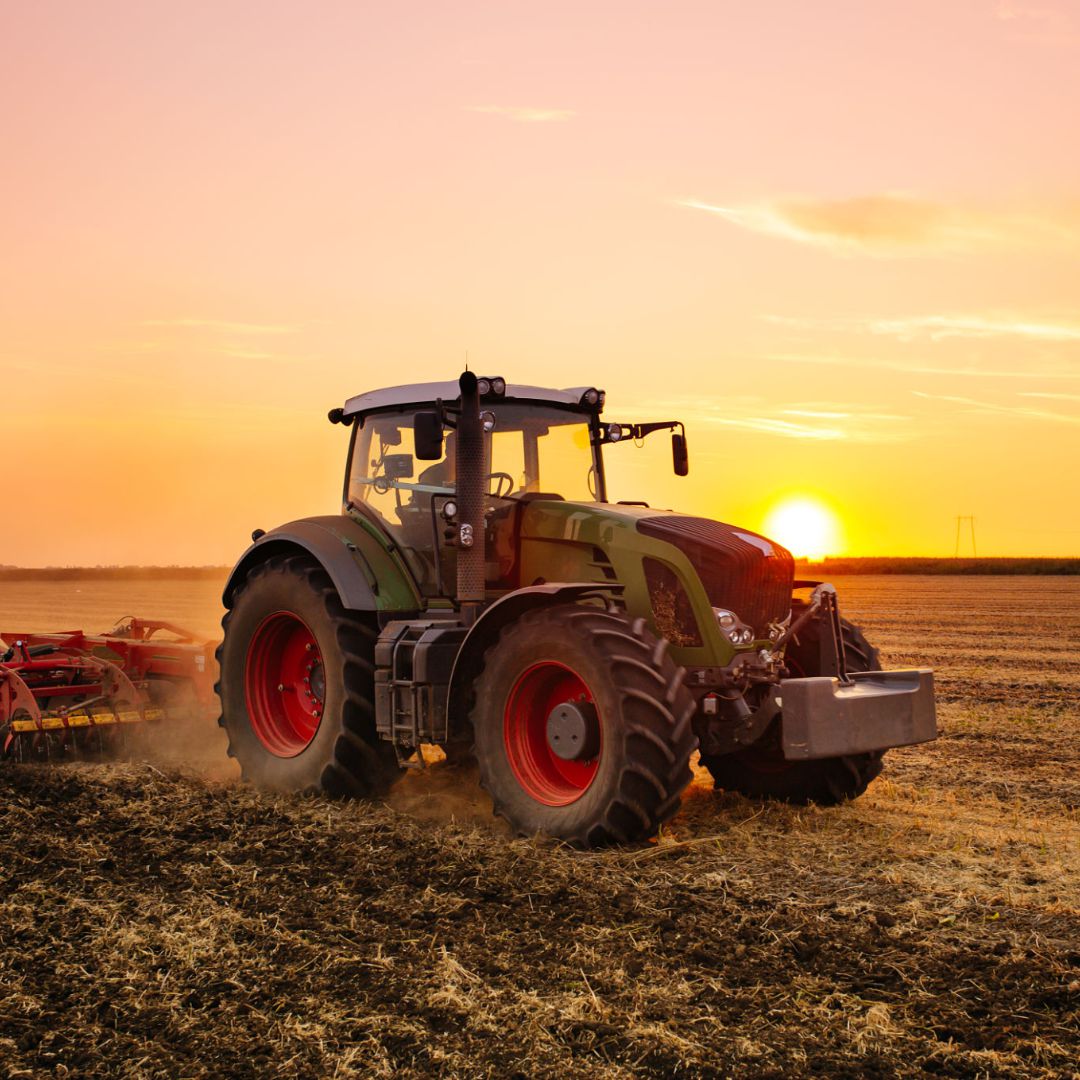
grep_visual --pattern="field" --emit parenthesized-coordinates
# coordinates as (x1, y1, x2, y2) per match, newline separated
(2, 576, 1078, 1078)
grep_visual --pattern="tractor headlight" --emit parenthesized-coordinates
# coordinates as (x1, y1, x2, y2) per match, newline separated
(713, 608, 755, 646)
(580, 388, 600, 407)
(481, 410, 497, 433)
(607, 424, 623, 443)
(477, 378, 492, 396)
(491, 377, 506, 395)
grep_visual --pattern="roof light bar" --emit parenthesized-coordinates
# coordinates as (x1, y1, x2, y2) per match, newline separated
(476, 376, 506, 399)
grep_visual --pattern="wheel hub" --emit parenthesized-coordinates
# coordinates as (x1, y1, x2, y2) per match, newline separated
(546, 700, 600, 761)
(503, 661, 602, 806)
(245, 612, 325, 758)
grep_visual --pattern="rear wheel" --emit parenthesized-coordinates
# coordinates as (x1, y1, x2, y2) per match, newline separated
(471, 605, 696, 846)
(216, 554, 400, 795)
(702, 615, 884, 805)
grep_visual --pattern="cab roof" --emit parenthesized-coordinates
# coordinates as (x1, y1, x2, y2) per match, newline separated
(342, 381, 601, 419)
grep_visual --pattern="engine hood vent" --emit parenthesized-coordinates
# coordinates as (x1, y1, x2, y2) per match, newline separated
(636, 515, 794, 635)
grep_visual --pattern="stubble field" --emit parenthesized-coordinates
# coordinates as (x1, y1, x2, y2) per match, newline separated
(1, 575, 1078, 1078)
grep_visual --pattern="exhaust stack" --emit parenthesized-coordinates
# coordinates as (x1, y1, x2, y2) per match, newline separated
(455, 371, 485, 624)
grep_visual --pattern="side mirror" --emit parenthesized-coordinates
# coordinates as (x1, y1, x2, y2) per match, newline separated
(414, 411, 444, 460)
(672, 431, 689, 476)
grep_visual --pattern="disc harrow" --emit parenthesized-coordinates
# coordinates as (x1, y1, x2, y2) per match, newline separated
(1, 619, 216, 762)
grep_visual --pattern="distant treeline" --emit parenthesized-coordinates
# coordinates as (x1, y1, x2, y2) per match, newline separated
(795, 557, 1080, 576)
(0, 566, 229, 582)
(2, 558, 1078, 582)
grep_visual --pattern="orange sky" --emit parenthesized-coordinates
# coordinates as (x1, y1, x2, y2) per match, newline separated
(3, 1, 1079, 565)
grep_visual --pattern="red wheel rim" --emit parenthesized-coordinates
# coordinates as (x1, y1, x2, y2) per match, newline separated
(504, 661, 601, 806)
(245, 612, 325, 757)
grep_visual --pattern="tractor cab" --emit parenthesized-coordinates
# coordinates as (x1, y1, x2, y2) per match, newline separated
(339, 379, 685, 598)
(342, 381, 600, 597)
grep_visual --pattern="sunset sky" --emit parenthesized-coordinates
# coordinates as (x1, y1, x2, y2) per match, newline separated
(4, 1, 1079, 565)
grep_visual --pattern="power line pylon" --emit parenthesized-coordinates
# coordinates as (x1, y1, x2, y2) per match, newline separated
(954, 516, 977, 558)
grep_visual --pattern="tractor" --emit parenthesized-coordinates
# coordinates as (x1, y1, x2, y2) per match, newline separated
(216, 372, 936, 846)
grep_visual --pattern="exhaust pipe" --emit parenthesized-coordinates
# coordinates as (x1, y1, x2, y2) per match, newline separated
(456, 371, 485, 624)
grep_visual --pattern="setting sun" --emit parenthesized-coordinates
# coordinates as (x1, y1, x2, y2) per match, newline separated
(762, 497, 841, 561)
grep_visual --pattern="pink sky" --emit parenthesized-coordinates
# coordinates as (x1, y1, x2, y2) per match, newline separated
(3, 1, 1079, 563)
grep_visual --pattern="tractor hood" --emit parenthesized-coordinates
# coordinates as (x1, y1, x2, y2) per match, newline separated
(518, 500, 796, 638)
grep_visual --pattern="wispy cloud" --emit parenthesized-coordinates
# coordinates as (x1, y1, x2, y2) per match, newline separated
(702, 415, 846, 440)
(634, 396, 915, 443)
(768, 311, 1080, 344)
(781, 407, 908, 422)
(1019, 390, 1080, 401)
(912, 390, 1080, 424)
(214, 347, 293, 362)
(467, 105, 574, 123)
(995, 0, 1080, 43)
(864, 314, 1080, 343)
(781, 408, 850, 420)
(772, 351, 1080, 381)
(679, 193, 1079, 255)
(142, 318, 301, 335)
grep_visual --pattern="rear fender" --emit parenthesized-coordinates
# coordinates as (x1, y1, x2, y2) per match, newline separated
(223, 515, 422, 613)
(445, 583, 623, 734)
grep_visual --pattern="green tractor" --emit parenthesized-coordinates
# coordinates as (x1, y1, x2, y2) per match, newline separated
(217, 372, 935, 846)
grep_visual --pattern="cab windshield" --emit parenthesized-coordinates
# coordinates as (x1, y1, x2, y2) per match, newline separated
(347, 404, 599, 590)
(349, 405, 598, 509)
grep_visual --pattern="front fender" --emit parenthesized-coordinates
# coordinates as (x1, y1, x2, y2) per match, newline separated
(223, 515, 422, 613)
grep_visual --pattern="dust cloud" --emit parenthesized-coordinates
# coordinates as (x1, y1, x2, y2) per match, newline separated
(386, 748, 509, 834)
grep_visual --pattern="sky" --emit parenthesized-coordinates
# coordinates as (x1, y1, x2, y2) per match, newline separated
(3, 0, 1079, 565)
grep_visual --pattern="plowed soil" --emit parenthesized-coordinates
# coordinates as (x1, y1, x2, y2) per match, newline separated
(1, 576, 1078, 1078)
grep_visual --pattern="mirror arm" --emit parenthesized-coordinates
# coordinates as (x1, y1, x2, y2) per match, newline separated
(630, 420, 682, 440)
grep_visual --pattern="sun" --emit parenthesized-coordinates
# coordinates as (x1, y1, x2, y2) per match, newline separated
(762, 497, 841, 561)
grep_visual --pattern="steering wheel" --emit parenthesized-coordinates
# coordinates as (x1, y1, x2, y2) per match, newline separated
(487, 472, 516, 499)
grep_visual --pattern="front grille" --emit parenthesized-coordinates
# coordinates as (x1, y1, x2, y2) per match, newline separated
(637, 515, 794, 635)
(644, 557, 702, 647)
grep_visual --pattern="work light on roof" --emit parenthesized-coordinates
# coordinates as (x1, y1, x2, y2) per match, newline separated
(474, 375, 506, 399)
(581, 388, 600, 407)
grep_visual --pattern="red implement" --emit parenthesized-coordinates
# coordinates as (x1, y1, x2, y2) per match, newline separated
(1, 619, 217, 761)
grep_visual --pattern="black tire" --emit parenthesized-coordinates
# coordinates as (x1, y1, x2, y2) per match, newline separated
(471, 604, 697, 847)
(701, 614, 884, 806)
(216, 554, 400, 796)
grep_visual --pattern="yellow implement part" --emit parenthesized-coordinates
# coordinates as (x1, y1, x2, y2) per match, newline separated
(9, 705, 174, 734)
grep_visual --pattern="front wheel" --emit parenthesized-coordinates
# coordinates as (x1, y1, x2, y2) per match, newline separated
(471, 605, 697, 847)
(702, 615, 884, 805)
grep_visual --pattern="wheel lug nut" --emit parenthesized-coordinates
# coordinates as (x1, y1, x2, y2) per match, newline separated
(305, 643, 313, 652)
